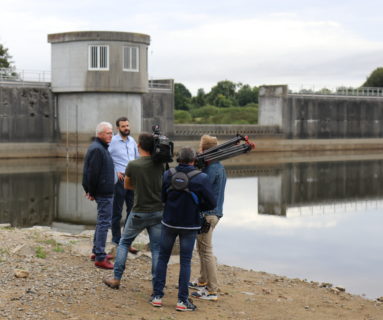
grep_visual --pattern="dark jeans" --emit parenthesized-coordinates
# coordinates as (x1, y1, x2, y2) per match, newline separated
(93, 196, 113, 262)
(112, 180, 134, 245)
(153, 225, 198, 302)
(114, 211, 163, 282)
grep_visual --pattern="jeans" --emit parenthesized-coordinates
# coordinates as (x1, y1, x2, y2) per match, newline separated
(153, 225, 198, 302)
(112, 180, 134, 245)
(114, 210, 163, 283)
(93, 196, 113, 262)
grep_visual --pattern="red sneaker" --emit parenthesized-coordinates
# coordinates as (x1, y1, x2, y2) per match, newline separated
(95, 259, 114, 269)
(90, 254, 113, 261)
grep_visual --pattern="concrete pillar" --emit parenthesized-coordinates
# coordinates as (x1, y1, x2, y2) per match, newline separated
(258, 85, 288, 135)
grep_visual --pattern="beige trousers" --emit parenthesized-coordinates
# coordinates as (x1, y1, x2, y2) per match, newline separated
(196, 215, 219, 293)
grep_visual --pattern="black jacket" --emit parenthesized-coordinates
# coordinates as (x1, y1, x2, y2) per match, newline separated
(82, 138, 115, 198)
(161, 164, 216, 230)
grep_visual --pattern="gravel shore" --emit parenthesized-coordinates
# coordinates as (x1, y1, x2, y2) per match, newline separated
(0, 225, 382, 320)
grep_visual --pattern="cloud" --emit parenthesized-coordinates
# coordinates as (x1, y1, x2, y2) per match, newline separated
(149, 16, 383, 92)
(2, 3, 383, 93)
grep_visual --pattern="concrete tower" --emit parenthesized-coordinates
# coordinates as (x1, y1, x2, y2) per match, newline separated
(47, 31, 150, 155)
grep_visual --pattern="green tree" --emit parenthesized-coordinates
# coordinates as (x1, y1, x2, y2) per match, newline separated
(191, 88, 206, 108)
(236, 84, 258, 106)
(363, 67, 383, 87)
(213, 94, 235, 108)
(174, 82, 192, 110)
(174, 110, 192, 123)
(207, 80, 237, 106)
(0, 44, 17, 78)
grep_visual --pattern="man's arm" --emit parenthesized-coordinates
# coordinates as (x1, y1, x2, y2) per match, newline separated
(124, 175, 134, 190)
(86, 149, 102, 198)
(199, 175, 217, 211)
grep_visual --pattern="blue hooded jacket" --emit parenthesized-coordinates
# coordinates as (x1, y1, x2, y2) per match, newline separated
(161, 164, 217, 230)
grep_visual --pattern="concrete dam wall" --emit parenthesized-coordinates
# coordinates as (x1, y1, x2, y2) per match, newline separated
(0, 84, 58, 142)
(259, 85, 383, 139)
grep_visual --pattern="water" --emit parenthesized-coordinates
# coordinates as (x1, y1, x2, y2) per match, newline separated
(0, 156, 382, 299)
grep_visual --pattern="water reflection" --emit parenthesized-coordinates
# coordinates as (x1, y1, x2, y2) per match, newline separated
(1, 157, 383, 298)
(258, 160, 383, 216)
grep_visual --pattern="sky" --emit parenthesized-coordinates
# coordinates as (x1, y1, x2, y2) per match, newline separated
(1, 0, 383, 94)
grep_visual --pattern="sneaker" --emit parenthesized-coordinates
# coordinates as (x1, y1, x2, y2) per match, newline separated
(150, 296, 163, 307)
(188, 280, 207, 290)
(176, 299, 197, 312)
(191, 288, 218, 301)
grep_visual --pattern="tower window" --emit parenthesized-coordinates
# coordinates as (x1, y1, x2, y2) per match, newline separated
(123, 46, 139, 72)
(88, 45, 109, 70)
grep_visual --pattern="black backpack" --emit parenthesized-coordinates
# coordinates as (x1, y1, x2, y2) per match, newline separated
(167, 168, 201, 194)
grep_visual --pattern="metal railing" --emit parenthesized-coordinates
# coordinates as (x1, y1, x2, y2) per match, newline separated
(148, 79, 173, 91)
(0, 68, 51, 83)
(289, 86, 383, 97)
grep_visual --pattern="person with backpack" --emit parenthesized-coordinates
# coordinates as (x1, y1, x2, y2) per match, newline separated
(150, 147, 216, 312)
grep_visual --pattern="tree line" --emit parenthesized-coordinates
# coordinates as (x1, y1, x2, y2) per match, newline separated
(174, 80, 259, 124)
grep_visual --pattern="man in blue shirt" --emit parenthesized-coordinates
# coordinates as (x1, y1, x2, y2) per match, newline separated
(108, 117, 139, 253)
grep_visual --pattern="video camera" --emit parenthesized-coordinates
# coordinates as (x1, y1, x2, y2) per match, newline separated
(151, 125, 174, 164)
(195, 134, 255, 169)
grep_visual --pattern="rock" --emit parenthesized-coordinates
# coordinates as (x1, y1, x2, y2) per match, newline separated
(330, 287, 341, 294)
(241, 291, 255, 296)
(262, 288, 271, 295)
(377, 297, 383, 302)
(14, 269, 29, 278)
(320, 282, 333, 288)
(11, 244, 26, 254)
(335, 286, 346, 292)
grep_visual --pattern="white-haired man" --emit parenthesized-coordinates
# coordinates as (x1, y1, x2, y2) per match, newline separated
(82, 122, 115, 269)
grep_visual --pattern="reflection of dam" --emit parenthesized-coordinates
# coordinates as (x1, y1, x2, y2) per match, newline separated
(2, 158, 383, 226)
(258, 160, 383, 216)
(0, 171, 59, 227)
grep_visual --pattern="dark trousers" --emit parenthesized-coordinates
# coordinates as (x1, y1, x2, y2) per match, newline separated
(93, 196, 113, 262)
(111, 179, 134, 245)
(153, 225, 198, 302)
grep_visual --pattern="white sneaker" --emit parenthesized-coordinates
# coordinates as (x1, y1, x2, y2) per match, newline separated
(191, 288, 218, 301)
(150, 295, 162, 307)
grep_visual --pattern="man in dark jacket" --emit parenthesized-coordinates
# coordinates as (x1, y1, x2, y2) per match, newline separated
(150, 147, 216, 312)
(82, 121, 115, 269)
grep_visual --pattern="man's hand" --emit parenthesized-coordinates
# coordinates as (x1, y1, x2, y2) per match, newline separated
(124, 176, 134, 190)
(117, 172, 125, 181)
(85, 193, 95, 201)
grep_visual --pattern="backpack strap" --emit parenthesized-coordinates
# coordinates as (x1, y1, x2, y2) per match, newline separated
(186, 169, 202, 180)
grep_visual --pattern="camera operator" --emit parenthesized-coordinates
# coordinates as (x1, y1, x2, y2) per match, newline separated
(103, 132, 164, 289)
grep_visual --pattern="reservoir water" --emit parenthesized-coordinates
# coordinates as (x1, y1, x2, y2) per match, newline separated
(0, 155, 382, 299)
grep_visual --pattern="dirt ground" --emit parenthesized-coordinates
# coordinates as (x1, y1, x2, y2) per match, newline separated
(0, 226, 382, 320)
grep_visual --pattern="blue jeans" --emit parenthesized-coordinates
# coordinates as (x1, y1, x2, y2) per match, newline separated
(153, 225, 198, 302)
(114, 210, 163, 283)
(112, 180, 134, 245)
(93, 196, 113, 262)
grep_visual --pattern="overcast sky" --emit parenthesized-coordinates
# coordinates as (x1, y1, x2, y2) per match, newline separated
(1, 0, 383, 94)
